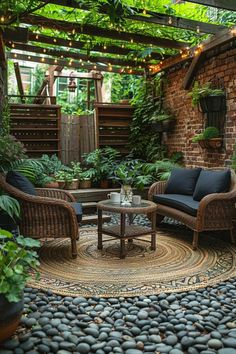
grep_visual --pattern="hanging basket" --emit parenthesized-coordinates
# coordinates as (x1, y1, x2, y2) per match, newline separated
(150, 119, 175, 132)
(199, 95, 226, 113)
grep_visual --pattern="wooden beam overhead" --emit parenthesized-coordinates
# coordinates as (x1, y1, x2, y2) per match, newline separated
(151, 27, 236, 85)
(47, 71, 103, 80)
(44, 0, 225, 34)
(3, 28, 165, 61)
(185, 0, 236, 11)
(182, 52, 205, 89)
(0, 35, 6, 67)
(6, 42, 148, 69)
(13, 62, 25, 102)
(7, 53, 143, 75)
(22, 14, 190, 49)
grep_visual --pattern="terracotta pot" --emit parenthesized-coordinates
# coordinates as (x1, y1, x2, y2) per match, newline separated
(44, 181, 59, 188)
(80, 179, 92, 189)
(57, 180, 65, 189)
(0, 294, 24, 342)
(206, 138, 223, 149)
(65, 179, 79, 190)
(100, 180, 109, 189)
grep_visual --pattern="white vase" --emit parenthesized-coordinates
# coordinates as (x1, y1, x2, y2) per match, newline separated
(120, 185, 133, 206)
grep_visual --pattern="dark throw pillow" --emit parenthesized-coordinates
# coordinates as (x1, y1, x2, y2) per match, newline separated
(165, 167, 202, 195)
(193, 169, 231, 201)
(6, 171, 36, 196)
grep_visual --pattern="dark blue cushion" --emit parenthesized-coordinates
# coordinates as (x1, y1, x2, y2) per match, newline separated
(71, 202, 83, 223)
(193, 169, 231, 201)
(6, 171, 36, 195)
(153, 194, 199, 217)
(165, 168, 202, 195)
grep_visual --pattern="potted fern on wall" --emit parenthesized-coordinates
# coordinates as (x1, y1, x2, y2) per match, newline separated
(192, 126, 223, 149)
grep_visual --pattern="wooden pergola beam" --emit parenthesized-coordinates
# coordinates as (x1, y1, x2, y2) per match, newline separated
(44, 0, 225, 34)
(185, 0, 236, 11)
(0, 35, 6, 68)
(6, 42, 148, 69)
(7, 53, 143, 75)
(13, 62, 25, 102)
(182, 52, 205, 89)
(153, 27, 236, 86)
(47, 71, 103, 80)
(3, 28, 166, 61)
(22, 14, 190, 49)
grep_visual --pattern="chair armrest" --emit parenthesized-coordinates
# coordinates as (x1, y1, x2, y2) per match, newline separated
(196, 191, 236, 230)
(148, 181, 167, 201)
(36, 188, 76, 202)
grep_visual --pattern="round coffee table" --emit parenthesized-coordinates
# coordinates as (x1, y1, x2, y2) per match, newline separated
(97, 199, 157, 259)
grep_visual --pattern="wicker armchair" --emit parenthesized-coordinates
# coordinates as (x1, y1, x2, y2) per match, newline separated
(148, 169, 236, 249)
(0, 175, 79, 258)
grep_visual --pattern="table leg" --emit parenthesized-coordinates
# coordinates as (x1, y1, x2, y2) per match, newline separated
(151, 212, 157, 251)
(98, 209, 103, 250)
(120, 213, 126, 258)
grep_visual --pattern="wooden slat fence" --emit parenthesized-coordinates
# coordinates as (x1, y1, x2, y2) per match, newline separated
(61, 114, 96, 164)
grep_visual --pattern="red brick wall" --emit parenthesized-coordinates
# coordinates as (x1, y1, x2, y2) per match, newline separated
(163, 46, 236, 168)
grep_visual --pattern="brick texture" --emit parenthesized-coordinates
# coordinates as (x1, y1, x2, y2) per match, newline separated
(163, 47, 236, 168)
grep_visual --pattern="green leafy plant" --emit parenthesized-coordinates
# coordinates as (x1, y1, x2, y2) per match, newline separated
(39, 154, 69, 176)
(0, 135, 27, 172)
(150, 112, 174, 122)
(189, 81, 225, 107)
(0, 229, 40, 302)
(71, 162, 82, 179)
(111, 159, 152, 190)
(0, 98, 11, 137)
(83, 147, 121, 182)
(192, 126, 220, 142)
(0, 191, 20, 221)
(143, 159, 179, 181)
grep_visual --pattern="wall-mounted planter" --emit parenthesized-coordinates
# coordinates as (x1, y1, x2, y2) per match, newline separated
(151, 119, 176, 132)
(197, 138, 223, 150)
(199, 95, 226, 113)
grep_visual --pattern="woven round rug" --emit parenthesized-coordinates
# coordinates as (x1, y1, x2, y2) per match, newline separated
(29, 227, 236, 297)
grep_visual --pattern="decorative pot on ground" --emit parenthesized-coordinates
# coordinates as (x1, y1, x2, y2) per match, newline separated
(0, 294, 24, 342)
(44, 181, 59, 188)
(56, 180, 65, 189)
(79, 179, 92, 189)
(199, 95, 226, 113)
(65, 179, 79, 190)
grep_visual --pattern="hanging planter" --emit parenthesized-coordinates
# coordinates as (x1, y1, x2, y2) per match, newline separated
(150, 115, 176, 132)
(199, 95, 226, 113)
(192, 127, 223, 150)
(206, 137, 223, 149)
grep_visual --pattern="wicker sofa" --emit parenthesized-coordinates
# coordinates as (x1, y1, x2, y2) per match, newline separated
(0, 174, 80, 258)
(148, 167, 236, 249)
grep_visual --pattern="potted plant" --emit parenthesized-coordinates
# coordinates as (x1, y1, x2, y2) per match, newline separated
(63, 171, 78, 190)
(83, 148, 121, 188)
(150, 112, 175, 132)
(189, 81, 226, 113)
(79, 169, 93, 189)
(55, 170, 67, 189)
(71, 161, 82, 188)
(192, 126, 223, 149)
(0, 229, 40, 342)
(111, 160, 152, 205)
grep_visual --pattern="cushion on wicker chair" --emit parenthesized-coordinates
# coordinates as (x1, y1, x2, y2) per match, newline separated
(71, 202, 83, 223)
(6, 171, 36, 195)
(165, 168, 202, 195)
(153, 194, 199, 217)
(193, 169, 231, 201)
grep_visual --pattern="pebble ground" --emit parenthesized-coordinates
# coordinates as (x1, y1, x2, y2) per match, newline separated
(1, 217, 236, 354)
